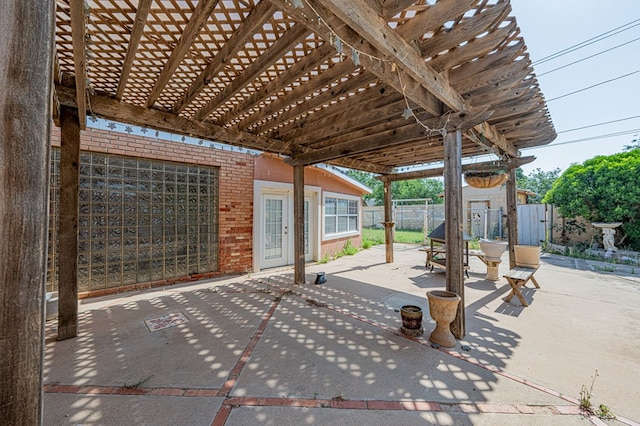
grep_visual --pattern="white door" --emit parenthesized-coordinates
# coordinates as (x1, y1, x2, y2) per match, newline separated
(258, 190, 316, 270)
(304, 196, 313, 262)
(262, 193, 288, 269)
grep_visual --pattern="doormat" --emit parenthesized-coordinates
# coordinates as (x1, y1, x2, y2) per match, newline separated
(145, 312, 190, 332)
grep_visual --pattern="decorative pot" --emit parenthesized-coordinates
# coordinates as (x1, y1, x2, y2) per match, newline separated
(400, 305, 423, 337)
(514, 245, 541, 268)
(426, 290, 461, 348)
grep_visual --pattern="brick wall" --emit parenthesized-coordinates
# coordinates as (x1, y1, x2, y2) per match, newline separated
(51, 126, 254, 278)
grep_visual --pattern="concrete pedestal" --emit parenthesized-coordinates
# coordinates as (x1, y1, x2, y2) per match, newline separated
(485, 258, 502, 281)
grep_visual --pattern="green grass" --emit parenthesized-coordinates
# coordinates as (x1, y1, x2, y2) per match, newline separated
(361, 228, 481, 249)
(362, 228, 424, 244)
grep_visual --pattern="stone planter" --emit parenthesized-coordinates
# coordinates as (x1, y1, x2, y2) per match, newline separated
(514, 245, 541, 268)
(400, 305, 423, 337)
(426, 290, 460, 348)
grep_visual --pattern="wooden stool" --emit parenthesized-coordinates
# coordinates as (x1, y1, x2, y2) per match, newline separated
(503, 266, 540, 307)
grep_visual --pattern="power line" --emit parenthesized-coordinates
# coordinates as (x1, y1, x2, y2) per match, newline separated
(523, 128, 640, 150)
(547, 69, 640, 102)
(533, 18, 640, 65)
(537, 36, 640, 77)
(557, 115, 640, 134)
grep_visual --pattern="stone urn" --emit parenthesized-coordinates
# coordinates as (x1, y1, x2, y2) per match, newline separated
(514, 245, 541, 268)
(426, 290, 461, 348)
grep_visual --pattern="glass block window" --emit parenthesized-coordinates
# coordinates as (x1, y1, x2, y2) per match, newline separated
(47, 150, 61, 293)
(47, 149, 219, 293)
(323, 193, 359, 237)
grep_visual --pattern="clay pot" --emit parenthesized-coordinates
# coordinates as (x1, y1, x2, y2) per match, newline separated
(426, 290, 461, 348)
(514, 245, 541, 268)
(400, 305, 423, 337)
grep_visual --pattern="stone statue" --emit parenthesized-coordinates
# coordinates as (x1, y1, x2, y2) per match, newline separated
(602, 227, 617, 251)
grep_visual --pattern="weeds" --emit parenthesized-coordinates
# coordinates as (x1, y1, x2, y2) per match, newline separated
(593, 264, 616, 273)
(122, 375, 152, 389)
(579, 370, 615, 420)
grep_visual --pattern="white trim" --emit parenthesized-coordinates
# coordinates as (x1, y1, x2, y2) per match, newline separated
(314, 164, 372, 194)
(322, 191, 362, 241)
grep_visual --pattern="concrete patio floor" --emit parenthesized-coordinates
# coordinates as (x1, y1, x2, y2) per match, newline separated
(43, 244, 640, 425)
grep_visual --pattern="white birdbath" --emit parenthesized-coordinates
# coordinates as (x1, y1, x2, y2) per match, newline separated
(479, 239, 508, 281)
(592, 222, 623, 252)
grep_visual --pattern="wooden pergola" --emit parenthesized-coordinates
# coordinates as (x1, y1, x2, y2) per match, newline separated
(1, 0, 555, 422)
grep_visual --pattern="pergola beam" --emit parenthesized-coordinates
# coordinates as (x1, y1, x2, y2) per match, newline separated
(277, 0, 520, 162)
(173, 0, 276, 114)
(194, 24, 312, 121)
(421, 1, 511, 58)
(115, 0, 153, 101)
(288, 109, 492, 166)
(145, 0, 220, 108)
(379, 155, 536, 182)
(69, 0, 87, 129)
(247, 69, 376, 134)
(57, 84, 291, 154)
(56, 83, 394, 175)
(312, 0, 466, 112)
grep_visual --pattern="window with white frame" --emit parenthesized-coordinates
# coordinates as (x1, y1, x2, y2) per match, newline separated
(324, 193, 359, 237)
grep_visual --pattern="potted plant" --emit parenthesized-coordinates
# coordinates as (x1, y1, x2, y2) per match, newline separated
(464, 170, 508, 188)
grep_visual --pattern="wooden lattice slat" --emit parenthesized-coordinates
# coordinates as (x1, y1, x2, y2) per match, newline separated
(53, 0, 556, 174)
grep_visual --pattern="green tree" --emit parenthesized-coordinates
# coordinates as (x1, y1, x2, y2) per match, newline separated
(516, 167, 561, 203)
(543, 149, 640, 249)
(344, 170, 381, 205)
(345, 170, 443, 205)
(624, 134, 640, 151)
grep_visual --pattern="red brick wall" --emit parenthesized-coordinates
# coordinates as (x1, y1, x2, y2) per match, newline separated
(51, 126, 254, 277)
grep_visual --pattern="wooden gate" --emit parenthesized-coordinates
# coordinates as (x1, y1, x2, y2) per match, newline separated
(517, 204, 547, 245)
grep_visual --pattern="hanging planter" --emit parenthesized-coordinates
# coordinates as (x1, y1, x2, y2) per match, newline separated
(464, 170, 508, 188)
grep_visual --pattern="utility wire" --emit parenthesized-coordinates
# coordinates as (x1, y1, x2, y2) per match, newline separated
(538, 36, 640, 77)
(533, 18, 640, 65)
(557, 115, 640, 134)
(523, 129, 640, 149)
(546, 69, 640, 102)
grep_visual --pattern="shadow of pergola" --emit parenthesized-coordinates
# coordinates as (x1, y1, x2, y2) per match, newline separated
(43, 268, 544, 425)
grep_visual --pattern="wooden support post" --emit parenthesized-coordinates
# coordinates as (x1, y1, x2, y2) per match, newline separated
(383, 177, 394, 263)
(506, 167, 518, 269)
(444, 129, 465, 339)
(293, 165, 306, 284)
(58, 106, 81, 340)
(0, 0, 54, 422)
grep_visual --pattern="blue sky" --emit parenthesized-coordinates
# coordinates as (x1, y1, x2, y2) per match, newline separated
(509, 0, 640, 174)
